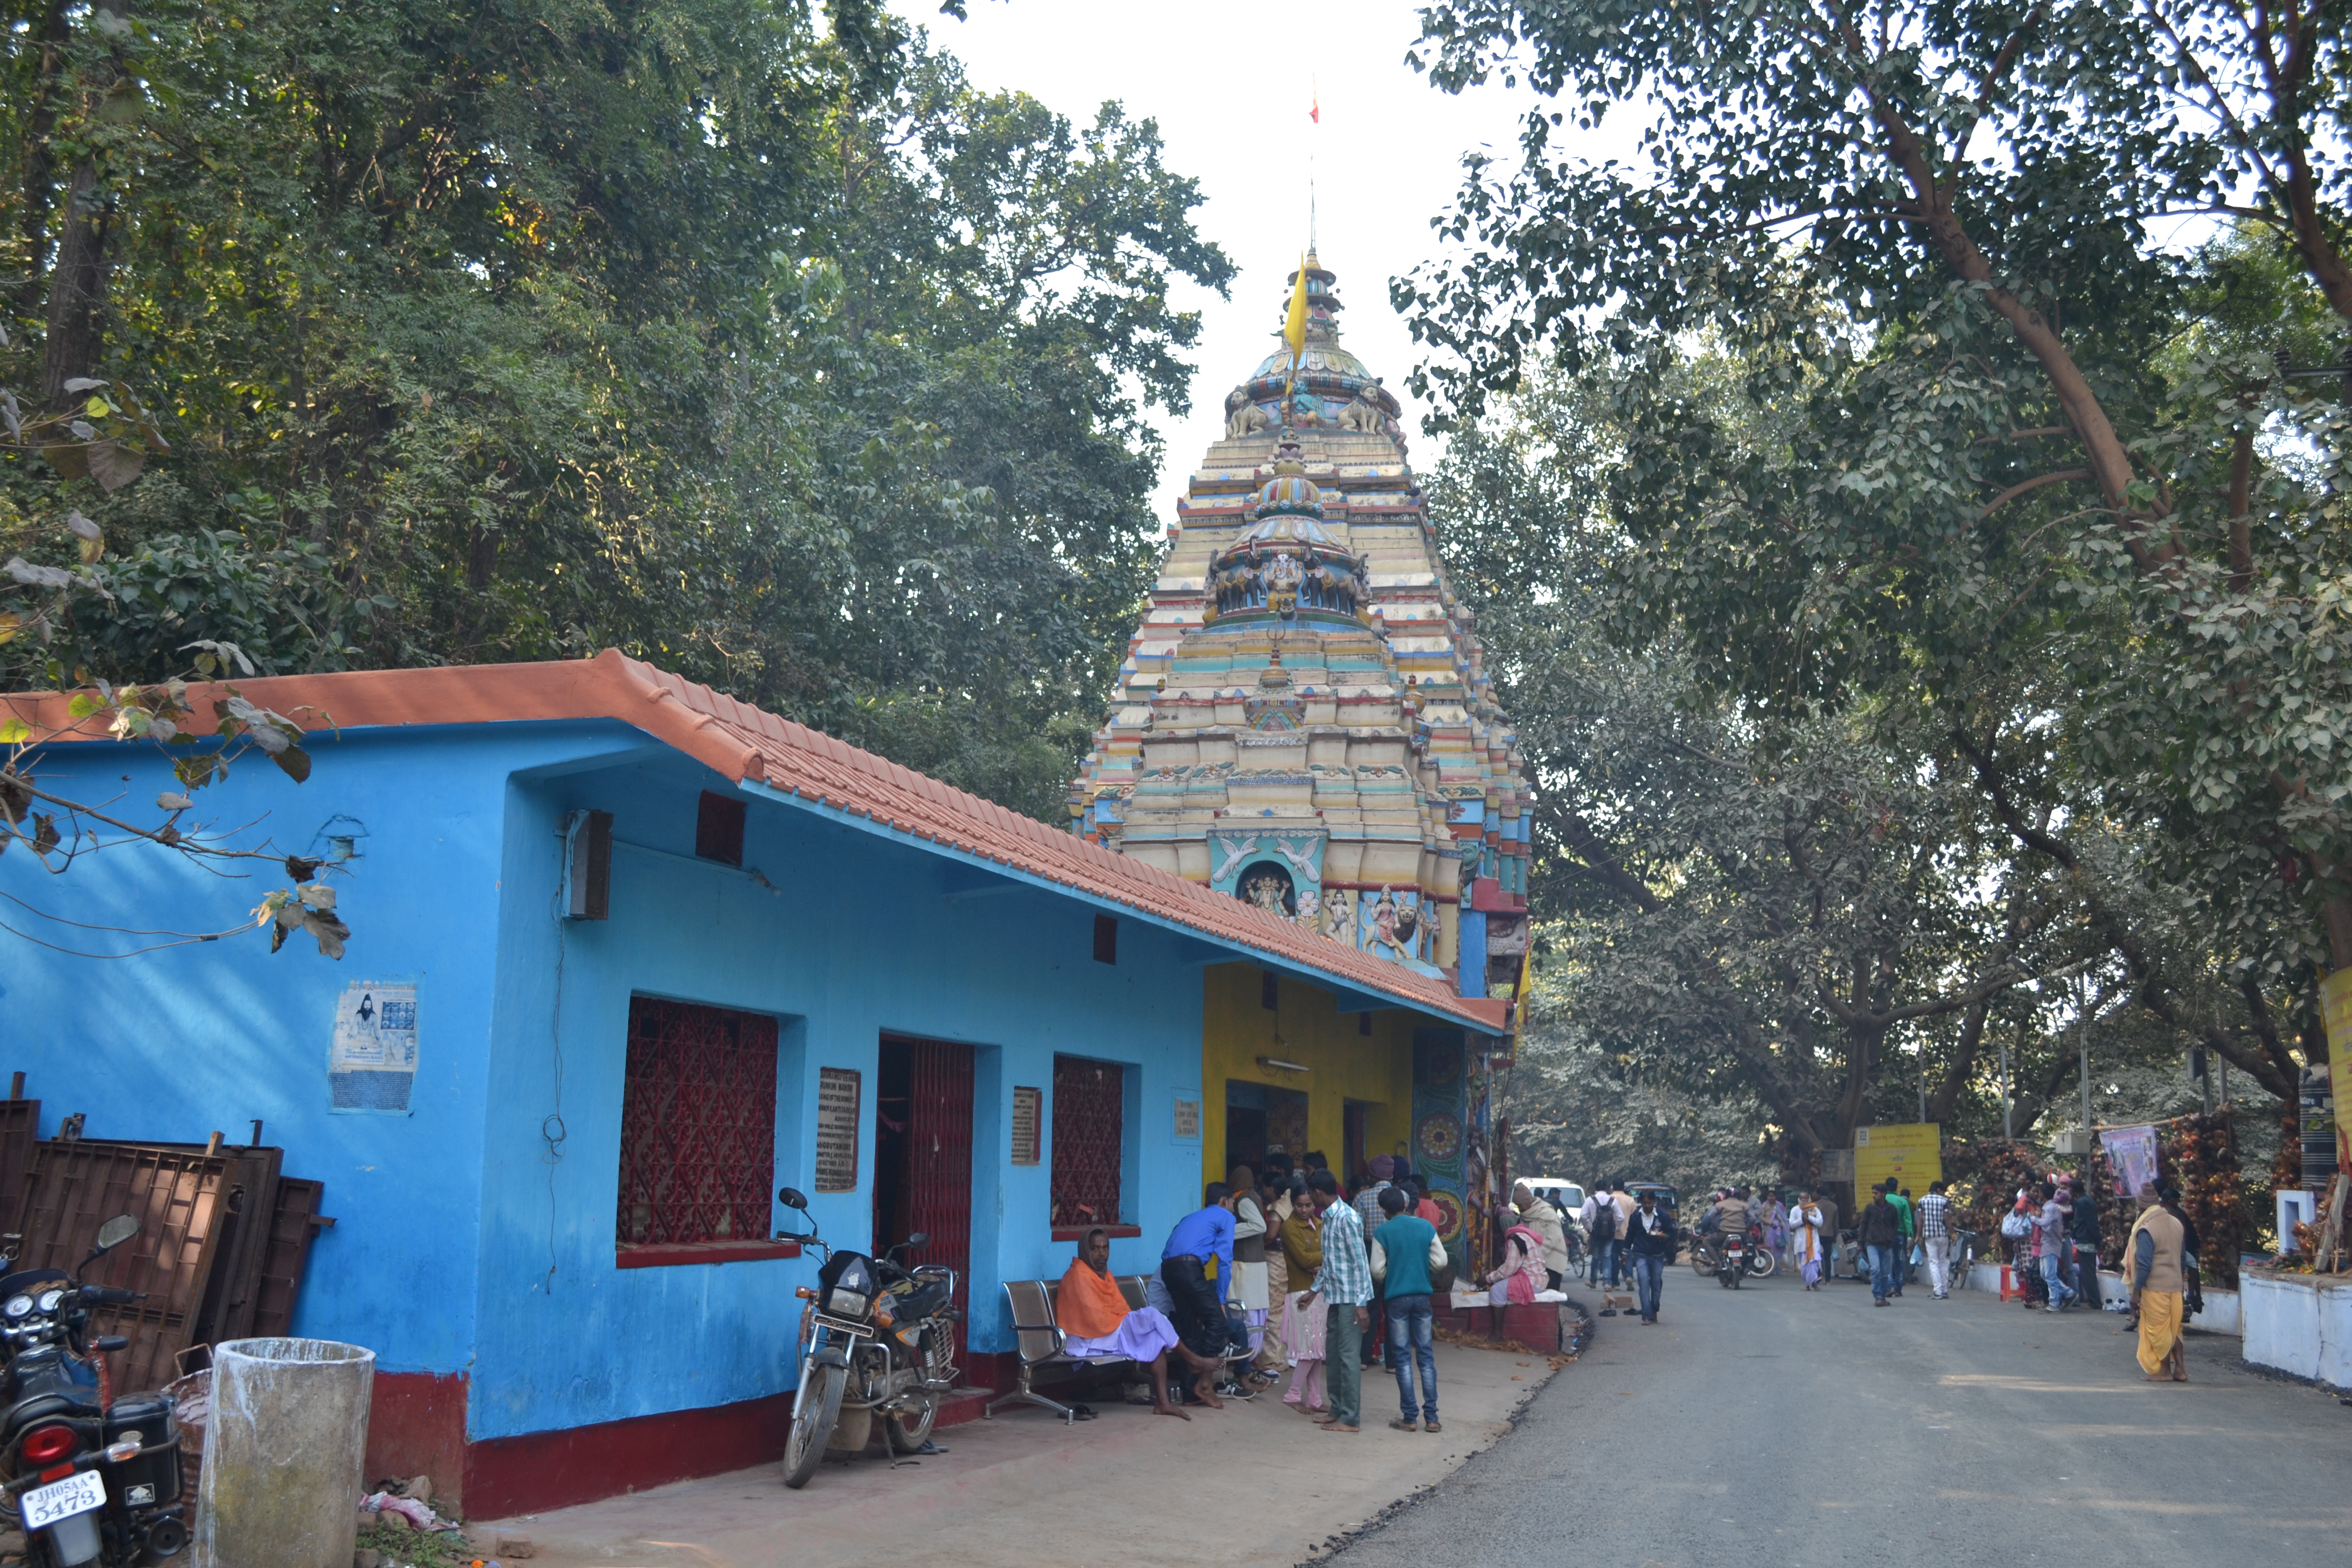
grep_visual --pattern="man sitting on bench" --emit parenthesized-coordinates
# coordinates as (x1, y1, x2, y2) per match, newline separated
(1058, 1228, 1221, 1419)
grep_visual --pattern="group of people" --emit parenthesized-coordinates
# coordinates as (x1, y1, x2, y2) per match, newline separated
(1055, 1153, 1458, 1434)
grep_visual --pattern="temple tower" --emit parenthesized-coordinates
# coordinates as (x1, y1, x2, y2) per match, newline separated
(1070, 251, 1531, 1002)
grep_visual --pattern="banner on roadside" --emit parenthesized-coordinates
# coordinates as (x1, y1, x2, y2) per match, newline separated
(2325, 969, 2352, 1174)
(1854, 1122, 1941, 1197)
(2099, 1124, 2160, 1199)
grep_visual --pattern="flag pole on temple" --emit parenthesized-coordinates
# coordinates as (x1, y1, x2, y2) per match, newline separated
(1285, 80, 1318, 425)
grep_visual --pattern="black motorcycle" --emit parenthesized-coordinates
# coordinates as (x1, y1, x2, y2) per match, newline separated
(0, 1215, 185, 1566)
(773, 1187, 959, 1489)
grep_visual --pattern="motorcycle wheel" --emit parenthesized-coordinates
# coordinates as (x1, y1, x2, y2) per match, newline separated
(1730, 1266, 1743, 1288)
(885, 1393, 937, 1454)
(1747, 1247, 1778, 1278)
(1689, 1249, 1712, 1277)
(782, 1362, 846, 1490)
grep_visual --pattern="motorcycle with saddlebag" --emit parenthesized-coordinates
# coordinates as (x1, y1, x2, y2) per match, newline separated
(773, 1187, 960, 1489)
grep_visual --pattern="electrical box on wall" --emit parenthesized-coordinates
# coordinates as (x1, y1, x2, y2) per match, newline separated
(2051, 1128, 2092, 1156)
(564, 809, 612, 920)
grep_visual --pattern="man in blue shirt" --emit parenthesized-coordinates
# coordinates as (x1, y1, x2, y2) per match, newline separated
(1161, 1183, 1239, 1403)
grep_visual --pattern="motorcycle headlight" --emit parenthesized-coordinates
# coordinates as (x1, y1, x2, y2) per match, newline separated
(826, 1288, 869, 1318)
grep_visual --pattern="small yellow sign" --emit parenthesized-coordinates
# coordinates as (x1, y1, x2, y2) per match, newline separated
(1854, 1122, 1942, 1198)
(2324, 970, 2352, 1171)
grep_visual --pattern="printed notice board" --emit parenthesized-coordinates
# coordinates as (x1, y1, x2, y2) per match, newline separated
(329, 979, 418, 1112)
(1853, 1122, 1941, 1198)
(1172, 1090, 1202, 1145)
(1011, 1086, 1042, 1165)
(815, 1067, 861, 1192)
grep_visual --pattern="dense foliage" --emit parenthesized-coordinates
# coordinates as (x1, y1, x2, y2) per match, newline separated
(1, 0, 1231, 820)
(1411, 0, 2352, 1177)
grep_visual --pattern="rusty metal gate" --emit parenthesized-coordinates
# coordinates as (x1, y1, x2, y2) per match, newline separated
(893, 1038, 973, 1360)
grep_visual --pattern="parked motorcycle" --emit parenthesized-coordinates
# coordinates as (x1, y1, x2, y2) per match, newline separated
(1743, 1227, 1778, 1279)
(1715, 1229, 1746, 1289)
(773, 1187, 960, 1490)
(0, 1215, 186, 1566)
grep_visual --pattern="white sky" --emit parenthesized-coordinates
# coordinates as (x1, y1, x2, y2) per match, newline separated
(898, 1, 1633, 517)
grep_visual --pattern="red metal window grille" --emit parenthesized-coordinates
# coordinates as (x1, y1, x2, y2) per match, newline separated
(1050, 1056, 1124, 1229)
(617, 998, 777, 1248)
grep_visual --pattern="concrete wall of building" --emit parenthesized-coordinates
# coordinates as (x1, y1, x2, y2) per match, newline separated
(0, 718, 1220, 1455)
(0, 723, 601, 1381)
(473, 734, 1218, 1443)
(1200, 963, 1414, 1184)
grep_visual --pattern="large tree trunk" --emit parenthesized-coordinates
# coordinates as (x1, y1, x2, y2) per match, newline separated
(34, 0, 132, 406)
(13, 0, 70, 325)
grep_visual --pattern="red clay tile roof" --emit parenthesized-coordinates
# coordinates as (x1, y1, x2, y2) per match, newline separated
(5, 651, 1510, 1033)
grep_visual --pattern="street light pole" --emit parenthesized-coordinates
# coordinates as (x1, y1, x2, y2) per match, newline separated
(2078, 979, 2094, 1149)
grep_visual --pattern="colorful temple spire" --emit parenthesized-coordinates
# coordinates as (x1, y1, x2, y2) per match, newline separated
(1069, 252, 1531, 1003)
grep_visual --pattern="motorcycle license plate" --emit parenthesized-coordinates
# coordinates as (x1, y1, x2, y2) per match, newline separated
(22, 1468, 105, 1528)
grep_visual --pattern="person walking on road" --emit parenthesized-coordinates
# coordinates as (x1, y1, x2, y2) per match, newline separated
(2037, 1181, 2078, 1312)
(1610, 1181, 1636, 1286)
(1624, 1188, 1676, 1325)
(1918, 1181, 1953, 1298)
(2126, 1182, 2188, 1381)
(1788, 1189, 1827, 1289)
(1370, 1186, 1448, 1433)
(1886, 1185, 1915, 1295)
(1858, 1182, 1904, 1306)
(1306, 1170, 1372, 1433)
(1585, 1184, 1619, 1290)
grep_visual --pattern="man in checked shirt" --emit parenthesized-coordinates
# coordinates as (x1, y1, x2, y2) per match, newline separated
(1918, 1180, 1955, 1298)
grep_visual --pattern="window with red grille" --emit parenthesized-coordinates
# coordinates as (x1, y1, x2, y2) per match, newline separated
(617, 997, 783, 1263)
(1051, 1055, 1128, 1236)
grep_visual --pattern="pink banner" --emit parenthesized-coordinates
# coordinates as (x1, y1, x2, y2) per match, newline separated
(2099, 1124, 2159, 1199)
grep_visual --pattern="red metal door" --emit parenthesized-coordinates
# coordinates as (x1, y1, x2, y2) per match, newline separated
(893, 1038, 974, 1357)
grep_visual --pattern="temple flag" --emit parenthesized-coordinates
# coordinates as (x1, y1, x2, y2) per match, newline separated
(1310, 89, 1319, 124)
(1283, 254, 1310, 364)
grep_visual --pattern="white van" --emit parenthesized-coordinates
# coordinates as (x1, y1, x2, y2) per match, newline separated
(1525, 1177, 1585, 1216)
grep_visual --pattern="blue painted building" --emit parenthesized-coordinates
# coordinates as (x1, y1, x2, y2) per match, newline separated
(0, 653, 1502, 1513)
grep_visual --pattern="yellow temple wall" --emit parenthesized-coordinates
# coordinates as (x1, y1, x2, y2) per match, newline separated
(1201, 963, 1416, 1185)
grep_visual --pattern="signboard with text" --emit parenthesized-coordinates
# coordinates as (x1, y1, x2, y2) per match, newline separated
(1853, 1122, 1942, 1198)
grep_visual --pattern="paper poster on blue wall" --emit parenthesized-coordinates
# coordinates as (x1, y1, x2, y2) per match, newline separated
(1171, 1089, 1202, 1146)
(330, 978, 419, 1112)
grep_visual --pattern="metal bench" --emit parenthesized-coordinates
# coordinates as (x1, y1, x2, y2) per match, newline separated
(985, 1277, 1145, 1424)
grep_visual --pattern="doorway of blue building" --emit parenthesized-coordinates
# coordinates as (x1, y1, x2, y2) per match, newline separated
(874, 1036, 974, 1359)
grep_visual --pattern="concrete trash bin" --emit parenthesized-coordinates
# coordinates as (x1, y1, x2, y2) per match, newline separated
(194, 1338, 375, 1568)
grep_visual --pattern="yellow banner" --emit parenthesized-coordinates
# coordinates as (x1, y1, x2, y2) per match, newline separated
(1854, 1122, 1942, 1199)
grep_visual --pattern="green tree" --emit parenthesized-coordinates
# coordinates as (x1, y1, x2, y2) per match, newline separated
(1405, 0, 2352, 1110)
(1, 2, 1231, 822)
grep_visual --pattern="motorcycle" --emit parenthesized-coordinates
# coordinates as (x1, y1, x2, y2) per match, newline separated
(1743, 1227, 1778, 1279)
(0, 1215, 186, 1566)
(773, 1187, 960, 1490)
(1715, 1228, 1746, 1288)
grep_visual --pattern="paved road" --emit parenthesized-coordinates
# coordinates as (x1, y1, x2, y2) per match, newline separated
(1333, 1261, 2352, 1566)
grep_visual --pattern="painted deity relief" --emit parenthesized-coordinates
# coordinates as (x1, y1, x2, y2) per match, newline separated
(1238, 863, 1296, 917)
(1320, 887, 1355, 944)
(1360, 888, 1420, 964)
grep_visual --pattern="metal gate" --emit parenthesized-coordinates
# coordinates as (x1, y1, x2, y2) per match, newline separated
(895, 1039, 973, 1359)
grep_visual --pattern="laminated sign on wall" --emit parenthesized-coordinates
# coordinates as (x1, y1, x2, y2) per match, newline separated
(330, 980, 418, 1112)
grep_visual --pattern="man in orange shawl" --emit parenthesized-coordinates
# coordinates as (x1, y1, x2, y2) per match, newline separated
(1058, 1228, 1222, 1417)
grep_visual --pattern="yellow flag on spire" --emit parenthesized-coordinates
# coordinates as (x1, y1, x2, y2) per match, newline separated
(1282, 253, 1310, 364)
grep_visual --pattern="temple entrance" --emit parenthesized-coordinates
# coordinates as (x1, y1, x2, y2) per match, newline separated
(1224, 1081, 1309, 1177)
(875, 1036, 974, 1355)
